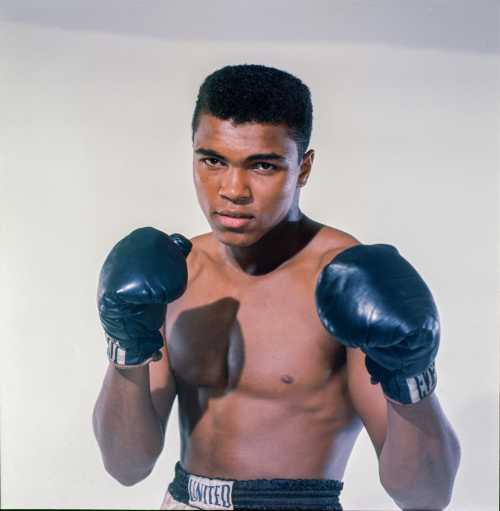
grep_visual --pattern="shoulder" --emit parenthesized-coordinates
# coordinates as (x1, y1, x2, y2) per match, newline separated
(313, 225, 361, 269)
(184, 232, 218, 283)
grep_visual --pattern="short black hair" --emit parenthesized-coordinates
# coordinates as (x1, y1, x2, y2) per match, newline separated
(192, 64, 313, 158)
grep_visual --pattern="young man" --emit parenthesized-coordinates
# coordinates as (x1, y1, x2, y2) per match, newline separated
(93, 65, 460, 510)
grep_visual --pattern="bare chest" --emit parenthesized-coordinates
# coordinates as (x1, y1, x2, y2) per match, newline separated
(165, 261, 344, 399)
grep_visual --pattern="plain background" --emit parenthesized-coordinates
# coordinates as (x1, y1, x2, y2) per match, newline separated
(1, 1, 499, 509)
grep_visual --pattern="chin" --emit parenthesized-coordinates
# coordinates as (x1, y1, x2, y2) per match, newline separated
(213, 229, 262, 248)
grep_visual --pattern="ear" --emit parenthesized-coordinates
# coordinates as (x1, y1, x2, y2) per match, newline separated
(298, 149, 315, 187)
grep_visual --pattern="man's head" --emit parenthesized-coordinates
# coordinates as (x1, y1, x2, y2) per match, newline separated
(191, 64, 315, 248)
(192, 64, 313, 158)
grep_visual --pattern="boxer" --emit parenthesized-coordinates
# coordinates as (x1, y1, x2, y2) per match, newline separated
(93, 65, 460, 510)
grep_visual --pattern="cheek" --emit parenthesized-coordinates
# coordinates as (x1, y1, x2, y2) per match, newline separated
(262, 172, 296, 202)
(257, 174, 297, 214)
(193, 168, 215, 206)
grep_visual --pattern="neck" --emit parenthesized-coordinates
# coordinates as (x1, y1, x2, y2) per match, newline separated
(219, 209, 320, 276)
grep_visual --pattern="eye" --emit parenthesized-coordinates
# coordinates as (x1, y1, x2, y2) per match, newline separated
(202, 158, 225, 168)
(253, 162, 277, 172)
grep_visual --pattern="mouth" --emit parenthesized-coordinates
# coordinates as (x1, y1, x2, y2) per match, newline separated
(213, 210, 254, 229)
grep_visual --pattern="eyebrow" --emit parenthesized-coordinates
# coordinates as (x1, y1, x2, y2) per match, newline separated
(246, 152, 285, 162)
(195, 147, 286, 162)
(194, 148, 227, 160)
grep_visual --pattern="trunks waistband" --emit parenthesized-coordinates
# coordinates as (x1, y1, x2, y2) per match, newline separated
(168, 462, 343, 510)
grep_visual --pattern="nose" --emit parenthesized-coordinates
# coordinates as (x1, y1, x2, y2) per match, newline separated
(219, 166, 252, 205)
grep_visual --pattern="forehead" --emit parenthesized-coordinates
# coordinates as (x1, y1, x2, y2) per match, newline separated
(193, 114, 297, 159)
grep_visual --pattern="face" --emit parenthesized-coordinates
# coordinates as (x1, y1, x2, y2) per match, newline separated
(193, 114, 313, 248)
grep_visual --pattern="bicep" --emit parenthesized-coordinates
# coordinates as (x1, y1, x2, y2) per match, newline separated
(346, 346, 388, 457)
(149, 325, 177, 429)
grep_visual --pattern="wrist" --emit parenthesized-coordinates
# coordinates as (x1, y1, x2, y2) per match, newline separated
(105, 360, 152, 392)
(110, 361, 150, 382)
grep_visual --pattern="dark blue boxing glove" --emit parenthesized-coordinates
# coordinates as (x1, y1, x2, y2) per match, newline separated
(316, 244, 439, 404)
(97, 227, 192, 367)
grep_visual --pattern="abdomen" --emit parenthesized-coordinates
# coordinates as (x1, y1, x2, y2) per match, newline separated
(178, 375, 362, 481)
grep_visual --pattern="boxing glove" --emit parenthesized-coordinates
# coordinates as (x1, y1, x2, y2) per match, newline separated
(316, 244, 439, 404)
(98, 227, 192, 366)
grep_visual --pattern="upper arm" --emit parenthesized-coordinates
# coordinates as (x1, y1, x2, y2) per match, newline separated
(346, 346, 388, 457)
(149, 324, 177, 430)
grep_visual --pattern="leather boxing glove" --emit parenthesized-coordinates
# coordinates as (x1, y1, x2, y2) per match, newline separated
(97, 227, 192, 367)
(315, 244, 439, 404)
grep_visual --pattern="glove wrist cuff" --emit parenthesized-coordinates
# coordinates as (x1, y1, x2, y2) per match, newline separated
(106, 334, 158, 367)
(380, 362, 437, 405)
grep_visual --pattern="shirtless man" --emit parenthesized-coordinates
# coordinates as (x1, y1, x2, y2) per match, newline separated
(93, 65, 460, 510)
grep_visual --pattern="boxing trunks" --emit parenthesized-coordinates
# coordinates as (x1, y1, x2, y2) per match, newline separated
(165, 462, 343, 510)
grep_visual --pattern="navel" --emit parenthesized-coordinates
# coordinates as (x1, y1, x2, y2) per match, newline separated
(281, 374, 294, 384)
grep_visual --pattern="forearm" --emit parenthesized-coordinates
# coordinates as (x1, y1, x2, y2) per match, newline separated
(379, 393, 460, 510)
(93, 364, 165, 485)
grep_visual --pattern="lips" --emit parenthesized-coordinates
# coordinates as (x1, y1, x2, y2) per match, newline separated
(213, 210, 254, 229)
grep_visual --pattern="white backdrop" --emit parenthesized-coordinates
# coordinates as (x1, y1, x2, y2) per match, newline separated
(1, 2, 499, 510)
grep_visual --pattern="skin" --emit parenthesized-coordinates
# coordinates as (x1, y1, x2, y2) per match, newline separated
(166, 114, 366, 480)
(93, 113, 460, 510)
